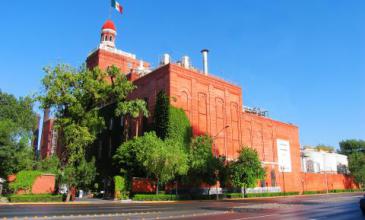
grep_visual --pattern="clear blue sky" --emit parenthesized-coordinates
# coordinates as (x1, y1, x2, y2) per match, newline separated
(0, 0, 364, 148)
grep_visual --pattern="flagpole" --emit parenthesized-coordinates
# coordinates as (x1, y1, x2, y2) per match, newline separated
(108, 1, 112, 19)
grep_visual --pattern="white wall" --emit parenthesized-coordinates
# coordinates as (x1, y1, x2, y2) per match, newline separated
(301, 149, 348, 174)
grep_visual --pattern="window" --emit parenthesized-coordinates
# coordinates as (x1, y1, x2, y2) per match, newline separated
(109, 118, 114, 131)
(110, 36, 113, 41)
(306, 159, 315, 173)
(104, 35, 108, 41)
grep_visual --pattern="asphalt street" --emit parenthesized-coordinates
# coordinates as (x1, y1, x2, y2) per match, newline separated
(0, 192, 364, 220)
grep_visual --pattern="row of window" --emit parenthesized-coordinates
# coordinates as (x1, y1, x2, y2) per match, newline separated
(102, 35, 113, 42)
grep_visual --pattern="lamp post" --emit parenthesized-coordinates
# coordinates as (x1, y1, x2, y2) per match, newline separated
(280, 165, 286, 194)
(212, 125, 230, 200)
(213, 125, 230, 158)
(300, 152, 309, 194)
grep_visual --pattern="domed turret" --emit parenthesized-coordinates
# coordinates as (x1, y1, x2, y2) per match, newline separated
(100, 20, 117, 48)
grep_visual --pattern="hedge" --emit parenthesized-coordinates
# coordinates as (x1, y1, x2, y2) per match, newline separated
(303, 189, 364, 195)
(133, 194, 177, 201)
(225, 192, 299, 198)
(7, 194, 63, 203)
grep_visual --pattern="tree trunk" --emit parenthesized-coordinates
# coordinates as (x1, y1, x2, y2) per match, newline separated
(156, 178, 159, 195)
(135, 119, 139, 137)
(175, 181, 178, 197)
(243, 185, 247, 198)
(66, 190, 72, 202)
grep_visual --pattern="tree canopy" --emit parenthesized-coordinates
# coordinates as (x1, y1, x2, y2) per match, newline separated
(187, 135, 226, 187)
(229, 147, 265, 196)
(339, 139, 365, 156)
(37, 64, 148, 200)
(0, 91, 37, 178)
(113, 132, 189, 194)
(348, 152, 365, 188)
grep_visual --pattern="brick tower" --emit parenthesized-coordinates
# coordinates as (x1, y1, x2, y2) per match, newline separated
(86, 20, 150, 74)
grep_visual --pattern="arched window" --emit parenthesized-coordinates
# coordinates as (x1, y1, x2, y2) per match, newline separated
(104, 35, 108, 41)
(110, 36, 113, 41)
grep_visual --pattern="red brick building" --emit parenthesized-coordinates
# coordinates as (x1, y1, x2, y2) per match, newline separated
(85, 20, 306, 192)
(41, 19, 356, 193)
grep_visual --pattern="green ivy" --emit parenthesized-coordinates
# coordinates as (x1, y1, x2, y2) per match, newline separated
(153, 90, 192, 148)
(154, 91, 170, 140)
(167, 107, 192, 148)
(9, 170, 42, 193)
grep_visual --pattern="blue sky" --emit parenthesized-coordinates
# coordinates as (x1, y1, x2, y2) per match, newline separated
(0, 0, 364, 148)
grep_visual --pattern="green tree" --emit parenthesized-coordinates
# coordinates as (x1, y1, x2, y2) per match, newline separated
(187, 135, 226, 190)
(0, 91, 37, 178)
(348, 152, 365, 188)
(38, 64, 147, 201)
(229, 147, 265, 197)
(35, 155, 61, 175)
(339, 139, 365, 156)
(114, 132, 188, 194)
(114, 175, 126, 199)
(315, 144, 335, 153)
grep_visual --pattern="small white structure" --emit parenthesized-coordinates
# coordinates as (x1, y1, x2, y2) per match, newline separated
(301, 148, 348, 174)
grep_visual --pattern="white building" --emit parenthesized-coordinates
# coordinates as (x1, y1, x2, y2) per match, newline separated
(301, 148, 348, 174)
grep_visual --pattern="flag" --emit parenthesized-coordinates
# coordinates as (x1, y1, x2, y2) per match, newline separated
(111, 0, 123, 14)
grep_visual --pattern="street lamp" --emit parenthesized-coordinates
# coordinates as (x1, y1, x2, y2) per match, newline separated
(213, 125, 230, 158)
(280, 165, 286, 194)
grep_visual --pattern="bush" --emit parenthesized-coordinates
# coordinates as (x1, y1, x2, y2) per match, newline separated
(303, 191, 326, 195)
(7, 194, 63, 203)
(114, 176, 127, 199)
(329, 189, 363, 193)
(132, 194, 177, 201)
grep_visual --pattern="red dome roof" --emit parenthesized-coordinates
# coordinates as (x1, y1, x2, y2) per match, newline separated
(101, 20, 116, 31)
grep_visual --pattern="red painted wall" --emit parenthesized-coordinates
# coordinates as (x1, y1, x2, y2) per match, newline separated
(86, 49, 150, 74)
(301, 173, 358, 192)
(8, 174, 56, 195)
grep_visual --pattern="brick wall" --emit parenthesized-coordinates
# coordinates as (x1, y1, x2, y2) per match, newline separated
(86, 49, 150, 74)
(169, 64, 243, 160)
(31, 174, 56, 194)
(9, 174, 56, 195)
(301, 173, 358, 192)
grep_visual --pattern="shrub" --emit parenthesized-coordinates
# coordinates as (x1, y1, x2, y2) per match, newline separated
(329, 189, 363, 193)
(225, 192, 299, 198)
(114, 175, 127, 199)
(132, 194, 177, 201)
(9, 170, 42, 193)
(8, 194, 63, 203)
(303, 191, 326, 195)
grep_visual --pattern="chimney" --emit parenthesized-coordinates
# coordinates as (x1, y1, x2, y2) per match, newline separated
(161, 53, 171, 65)
(201, 49, 209, 75)
(181, 56, 190, 69)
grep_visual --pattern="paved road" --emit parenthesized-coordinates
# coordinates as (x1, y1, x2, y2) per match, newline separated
(0, 192, 364, 220)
